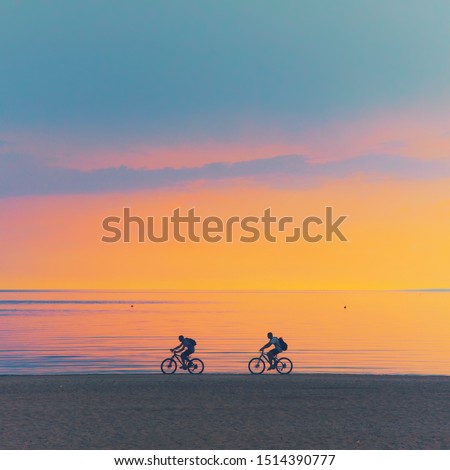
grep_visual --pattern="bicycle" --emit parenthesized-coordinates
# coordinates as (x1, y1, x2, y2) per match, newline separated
(248, 351, 293, 374)
(160, 350, 205, 374)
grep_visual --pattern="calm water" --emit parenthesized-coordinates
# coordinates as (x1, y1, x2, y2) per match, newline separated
(0, 290, 449, 375)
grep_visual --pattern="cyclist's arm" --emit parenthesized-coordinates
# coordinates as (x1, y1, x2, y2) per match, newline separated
(260, 341, 271, 351)
(172, 343, 185, 352)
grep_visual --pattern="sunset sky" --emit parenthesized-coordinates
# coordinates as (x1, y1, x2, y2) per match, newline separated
(1, 1, 449, 290)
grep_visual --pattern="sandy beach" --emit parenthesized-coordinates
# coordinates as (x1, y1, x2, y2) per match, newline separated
(1, 374, 449, 450)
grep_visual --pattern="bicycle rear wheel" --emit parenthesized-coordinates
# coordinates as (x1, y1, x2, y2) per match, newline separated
(248, 357, 266, 374)
(161, 358, 177, 374)
(276, 357, 293, 374)
(188, 358, 204, 374)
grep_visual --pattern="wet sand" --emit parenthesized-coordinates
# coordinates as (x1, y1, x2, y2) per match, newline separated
(1, 374, 449, 449)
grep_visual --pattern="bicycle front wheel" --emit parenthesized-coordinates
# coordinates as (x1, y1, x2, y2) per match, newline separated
(188, 358, 204, 374)
(276, 357, 293, 374)
(161, 358, 177, 374)
(248, 357, 266, 374)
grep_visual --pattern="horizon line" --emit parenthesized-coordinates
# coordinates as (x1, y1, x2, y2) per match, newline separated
(1, 288, 449, 293)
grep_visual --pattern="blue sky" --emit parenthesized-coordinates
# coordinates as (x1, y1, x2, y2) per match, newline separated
(1, 1, 449, 146)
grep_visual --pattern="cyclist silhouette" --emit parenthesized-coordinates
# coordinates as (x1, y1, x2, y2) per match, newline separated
(259, 332, 283, 370)
(171, 335, 196, 369)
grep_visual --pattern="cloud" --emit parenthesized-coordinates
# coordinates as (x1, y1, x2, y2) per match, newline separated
(1, 153, 450, 198)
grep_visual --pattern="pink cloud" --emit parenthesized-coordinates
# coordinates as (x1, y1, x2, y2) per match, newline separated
(3, 101, 450, 171)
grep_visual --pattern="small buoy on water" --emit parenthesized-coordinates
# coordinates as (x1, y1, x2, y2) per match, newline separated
(131, 305, 134, 308)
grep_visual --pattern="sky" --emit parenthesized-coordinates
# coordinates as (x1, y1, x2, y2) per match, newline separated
(1, 1, 449, 289)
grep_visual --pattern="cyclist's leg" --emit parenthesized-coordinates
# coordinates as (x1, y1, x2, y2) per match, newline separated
(181, 348, 194, 368)
(273, 352, 280, 369)
(267, 349, 276, 368)
(180, 350, 188, 367)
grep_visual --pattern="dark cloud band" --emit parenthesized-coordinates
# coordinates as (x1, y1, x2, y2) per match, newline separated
(1, 154, 449, 198)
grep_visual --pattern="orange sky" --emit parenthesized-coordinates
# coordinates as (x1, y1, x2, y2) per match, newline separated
(2, 173, 449, 290)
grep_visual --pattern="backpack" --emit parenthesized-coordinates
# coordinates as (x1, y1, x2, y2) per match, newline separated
(186, 337, 197, 347)
(278, 337, 288, 351)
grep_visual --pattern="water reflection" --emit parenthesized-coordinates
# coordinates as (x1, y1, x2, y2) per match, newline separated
(0, 290, 449, 375)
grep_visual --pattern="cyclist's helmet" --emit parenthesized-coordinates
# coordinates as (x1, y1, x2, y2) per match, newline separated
(267, 332, 273, 339)
(178, 335, 184, 341)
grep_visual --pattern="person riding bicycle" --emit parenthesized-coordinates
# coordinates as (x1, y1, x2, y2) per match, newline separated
(260, 332, 283, 370)
(171, 335, 196, 369)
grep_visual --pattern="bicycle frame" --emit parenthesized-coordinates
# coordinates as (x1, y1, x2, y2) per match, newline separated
(170, 351, 192, 366)
(258, 351, 279, 364)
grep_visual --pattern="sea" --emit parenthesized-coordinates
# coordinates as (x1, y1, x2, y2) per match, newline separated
(1, 289, 449, 375)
